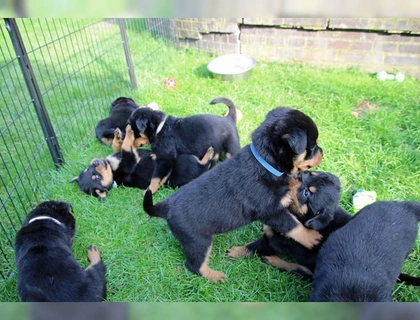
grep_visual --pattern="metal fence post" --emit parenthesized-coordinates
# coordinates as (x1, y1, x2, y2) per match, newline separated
(5, 18, 64, 169)
(118, 18, 138, 90)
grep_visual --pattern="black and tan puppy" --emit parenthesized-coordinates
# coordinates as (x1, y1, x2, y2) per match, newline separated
(227, 171, 352, 280)
(73, 125, 214, 200)
(143, 107, 324, 281)
(128, 97, 241, 194)
(309, 200, 420, 302)
(14, 201, 106, 302)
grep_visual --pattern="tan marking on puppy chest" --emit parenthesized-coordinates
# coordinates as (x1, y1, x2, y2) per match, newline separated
(199, 243, 227, 282)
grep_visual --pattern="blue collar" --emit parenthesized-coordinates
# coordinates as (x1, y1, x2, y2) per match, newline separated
(250, 143, 284, 177)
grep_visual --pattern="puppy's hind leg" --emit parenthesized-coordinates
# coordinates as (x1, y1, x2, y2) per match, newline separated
(183, 238, 227, 282)
(197, 146, 214, 166)
(227, 235, 275, 259)
(260, 256, 313, 280)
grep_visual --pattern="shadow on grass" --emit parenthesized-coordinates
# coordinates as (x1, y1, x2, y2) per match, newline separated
(193, 63, 213, 79)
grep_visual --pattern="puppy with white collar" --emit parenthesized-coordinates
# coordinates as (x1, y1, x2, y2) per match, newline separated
(14, 201, 106, 302)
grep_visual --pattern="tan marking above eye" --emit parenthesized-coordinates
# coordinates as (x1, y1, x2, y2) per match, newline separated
(309, 186, 317, 193)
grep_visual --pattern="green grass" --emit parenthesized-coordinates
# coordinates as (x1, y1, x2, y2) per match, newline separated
(1, 19, 420, 302)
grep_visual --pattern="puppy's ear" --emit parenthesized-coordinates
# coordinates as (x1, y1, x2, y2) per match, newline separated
(135, 118, 148, 133)
(70, 176, 79, 184)
(283, 128, 307, 155)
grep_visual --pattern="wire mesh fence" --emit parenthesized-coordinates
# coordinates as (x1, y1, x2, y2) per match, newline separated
(0, 18, 179, 282)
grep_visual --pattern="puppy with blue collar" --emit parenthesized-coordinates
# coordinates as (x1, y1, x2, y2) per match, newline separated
(14, 201, 106, 301)
(143, 107, 324, 282)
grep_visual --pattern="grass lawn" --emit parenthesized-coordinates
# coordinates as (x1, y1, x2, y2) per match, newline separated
(1, 19, 419, 302)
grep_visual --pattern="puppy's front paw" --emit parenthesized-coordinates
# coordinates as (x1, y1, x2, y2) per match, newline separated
(287, 225, 323, 249)
(87, 245, 101, 265)
(205, 269, 228, 283)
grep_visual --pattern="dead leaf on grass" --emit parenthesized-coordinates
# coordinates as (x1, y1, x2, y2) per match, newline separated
(351, 100, 380, 118)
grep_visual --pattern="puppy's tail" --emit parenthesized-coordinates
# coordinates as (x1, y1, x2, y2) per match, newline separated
(143, 188, 168, 219)
(210, 97, 238, 123)
(397, 273, 420, 286)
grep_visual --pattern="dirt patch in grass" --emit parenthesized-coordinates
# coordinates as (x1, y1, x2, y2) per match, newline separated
(351, 100, 380, 118)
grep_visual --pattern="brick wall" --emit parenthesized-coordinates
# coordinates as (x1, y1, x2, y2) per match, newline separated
(176, 18, 420, 78)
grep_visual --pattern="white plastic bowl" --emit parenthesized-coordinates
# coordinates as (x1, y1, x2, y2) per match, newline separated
(207, 54, 257, 81)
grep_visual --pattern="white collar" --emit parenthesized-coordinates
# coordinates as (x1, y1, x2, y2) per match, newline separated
(28, 216, 63, 226)
(156, 117, 167, 135)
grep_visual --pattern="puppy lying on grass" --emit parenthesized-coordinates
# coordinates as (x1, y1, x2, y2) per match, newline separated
(73, 125, 214, 200)
(227, 171, 351, 279)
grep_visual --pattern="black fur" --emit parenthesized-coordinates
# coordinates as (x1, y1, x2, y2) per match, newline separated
(95, 97, 139, 145)
(142, 107, 324, 281)
(227, 171, 352, 279)
(309, 200, 420, 302)
(128, 97, 240, 193)
(14, 201, 106, 302)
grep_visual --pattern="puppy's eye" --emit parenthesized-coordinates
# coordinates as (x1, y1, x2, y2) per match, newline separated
(303, 189, 310, 198)
(92, 174, 101, 180)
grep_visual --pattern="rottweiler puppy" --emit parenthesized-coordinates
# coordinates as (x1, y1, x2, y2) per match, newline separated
(309, 200, 420, 301)
(14, 201, 106, 302)
(227, 171, 352, 280)
(143, 107, 324, 281)
(73, 125, 214, 200)
(128, 97, 241, 194)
